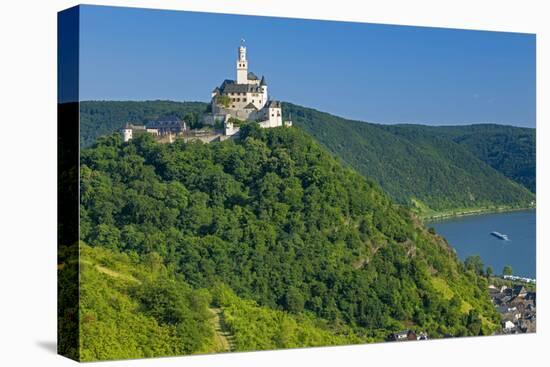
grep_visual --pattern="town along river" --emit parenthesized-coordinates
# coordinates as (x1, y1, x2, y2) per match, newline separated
(427, 210, 536, 279)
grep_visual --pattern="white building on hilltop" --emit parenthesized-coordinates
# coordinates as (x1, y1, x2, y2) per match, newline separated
(205, 41, 292, 136)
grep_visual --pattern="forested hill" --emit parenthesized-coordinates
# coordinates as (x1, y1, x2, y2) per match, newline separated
(79, 100, 535, 215)
(69, 124, 499, 360)
(282, 103, 535, 214)
(399, 124, 535, 193)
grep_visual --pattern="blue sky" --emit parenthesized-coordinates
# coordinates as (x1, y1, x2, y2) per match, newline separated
(79, 5, 536, 127)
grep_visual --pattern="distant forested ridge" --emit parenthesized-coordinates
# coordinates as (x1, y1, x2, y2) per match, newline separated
(79, 100, 535, 215)
(66, 124, 500, 360)
(282, 103, 535, 213)
(419, 124, 535, 193)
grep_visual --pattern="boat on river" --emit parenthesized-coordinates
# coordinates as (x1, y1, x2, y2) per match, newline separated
(491, 231, 509, 241)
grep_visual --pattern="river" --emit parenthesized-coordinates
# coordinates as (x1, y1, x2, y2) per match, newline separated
(427, 210, 536, 279)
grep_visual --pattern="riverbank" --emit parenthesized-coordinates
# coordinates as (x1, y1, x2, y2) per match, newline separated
(419, 204, 535, 222)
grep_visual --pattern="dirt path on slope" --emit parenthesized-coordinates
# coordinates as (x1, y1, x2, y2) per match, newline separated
(209, 307, 235, 352)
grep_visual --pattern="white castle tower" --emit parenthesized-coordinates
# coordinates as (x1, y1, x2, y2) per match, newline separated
(122, 125, 133, 142)
(236, 40, 248, 84)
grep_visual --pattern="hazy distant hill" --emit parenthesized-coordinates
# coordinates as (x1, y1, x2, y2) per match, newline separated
(79, 100, 535, 215)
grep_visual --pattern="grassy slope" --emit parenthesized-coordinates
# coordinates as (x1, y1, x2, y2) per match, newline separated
(75, 244, 363, 361)
(78, 244, 216, 361)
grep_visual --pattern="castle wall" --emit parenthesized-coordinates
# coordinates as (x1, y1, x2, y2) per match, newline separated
(225, 123, 240, 136)
(122, 129, 132, 142)
(203, 113, 219, 125)
(184, 134, 224, 143)
(266, 107, 283, 127)
(248, 91, 265, 109)
(260, 86, 268, 107)
(225, 93, 249, 110)
(212, 105, 255, 121)
(222, 91, 267, 111)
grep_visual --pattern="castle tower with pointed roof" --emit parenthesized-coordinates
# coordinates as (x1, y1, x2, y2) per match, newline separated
(236, 42, 248, 84)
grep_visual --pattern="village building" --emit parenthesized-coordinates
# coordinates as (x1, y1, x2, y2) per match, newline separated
(147, 115, 187, 136)
(512, 285, 528, 298)
(389, 329, 428, 342)
(121, 116, 187, 143)
(488, 283, 536, 334)
(503, 320, 515, 330)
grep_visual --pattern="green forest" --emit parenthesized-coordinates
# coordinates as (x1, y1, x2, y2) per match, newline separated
(79, 100, 535, 216)
(61, 123, 503, 360)
(420, 124, 535, 193)
(282, 103, 535, 215)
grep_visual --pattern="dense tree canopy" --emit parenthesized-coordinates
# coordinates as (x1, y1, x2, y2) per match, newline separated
(433, 124, 536, 193)
(74, 123, 500, 360)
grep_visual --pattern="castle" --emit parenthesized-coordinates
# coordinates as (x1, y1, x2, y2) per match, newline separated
(205, 41, 292, 136)
(122, 41, 291, 143)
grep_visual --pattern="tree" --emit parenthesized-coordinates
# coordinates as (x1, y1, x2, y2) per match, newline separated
(283, 287, 305, 313)
(466, 309, 482, 336)
(464, 255, 484, 275)
(485, 266, 493, 278)
(91, 223, 121, 250)
(503, 265, 513, 276)
(216, 95, 231, 108)
(228, 117, 245, 126)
